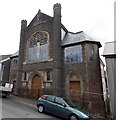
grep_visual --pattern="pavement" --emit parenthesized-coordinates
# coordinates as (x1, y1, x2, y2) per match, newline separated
(8, 94, 111, 120)
(9, 94, 37, 106)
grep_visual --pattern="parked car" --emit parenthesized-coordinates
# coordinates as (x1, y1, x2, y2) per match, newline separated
(37, 95, 93, 120)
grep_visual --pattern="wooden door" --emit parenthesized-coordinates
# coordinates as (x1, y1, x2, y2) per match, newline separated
(31, 75, 41, 98)
(70, 81, 81, 102)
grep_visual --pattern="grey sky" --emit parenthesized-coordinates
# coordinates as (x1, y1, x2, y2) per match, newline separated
(0, 0, 114, 57)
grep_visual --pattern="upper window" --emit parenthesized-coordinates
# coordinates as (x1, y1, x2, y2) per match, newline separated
(11, 58, 18, 69)
(64, 45, 83, 63)
(27, 31, 49, 62)
(88, 45, 94, 61)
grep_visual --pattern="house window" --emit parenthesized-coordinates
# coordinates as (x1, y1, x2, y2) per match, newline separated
(64, 45, 82, 63)
(12, 58, 18, 69)
(27, 31, 49, 62)
(24, 72, 27, 80)
(47, 71, 51, 81)
(88, 46, 94, 61)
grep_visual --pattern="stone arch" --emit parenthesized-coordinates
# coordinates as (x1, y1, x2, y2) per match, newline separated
(65, 71, 83, 107)
(28, 72, 42, 98)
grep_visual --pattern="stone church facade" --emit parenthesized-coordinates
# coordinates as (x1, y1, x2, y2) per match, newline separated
(17, 3, 106, 116)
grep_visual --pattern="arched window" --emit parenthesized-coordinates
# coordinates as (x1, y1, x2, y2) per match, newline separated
(27, 31, 49, 62)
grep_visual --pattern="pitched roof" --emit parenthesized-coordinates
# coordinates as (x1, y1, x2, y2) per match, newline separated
(25, 10, 102, 48)
(10, 51, 19, 58)
(28, 10, 52, 28)
(61, 31, 102, 47)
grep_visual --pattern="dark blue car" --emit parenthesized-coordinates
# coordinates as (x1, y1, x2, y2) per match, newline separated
(37, 95, 93, 120)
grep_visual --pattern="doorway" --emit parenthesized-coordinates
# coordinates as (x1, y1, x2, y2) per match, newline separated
(70, 81, 81, 102)
(31, 75, 41, 98)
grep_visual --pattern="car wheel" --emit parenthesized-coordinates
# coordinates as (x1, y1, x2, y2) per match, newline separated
(69, 114, 79, 120)
(38, 105, 44, 113)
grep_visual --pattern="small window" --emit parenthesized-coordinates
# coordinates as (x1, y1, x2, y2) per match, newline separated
(47, 71, 51, 81)
(47, 96, 55, 102)
(88, 46, 94, 61)
(12, 59, 18, 69)
(24, 72, 27, 80)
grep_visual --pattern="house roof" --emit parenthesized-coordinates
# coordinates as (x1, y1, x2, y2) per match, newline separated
(27, 10, 52, 28)
(26, 10, 102, 48)
(0, 57, 10, 63)
(10, 51, 19, 58)
(61, 31, 102, 47)
(103, 41, 116, 56)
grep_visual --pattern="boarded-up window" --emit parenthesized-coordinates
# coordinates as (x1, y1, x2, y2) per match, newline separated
(27, 31, 49, 62)
(64, 45, 82, 63)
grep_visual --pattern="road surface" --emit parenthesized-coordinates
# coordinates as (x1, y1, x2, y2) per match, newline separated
(1, 96, 61, 119)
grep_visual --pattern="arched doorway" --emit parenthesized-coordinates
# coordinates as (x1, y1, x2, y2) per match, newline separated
(31, 75, 41, 98)
(70, 81, 81, 102)
(66, 72, 82, 107)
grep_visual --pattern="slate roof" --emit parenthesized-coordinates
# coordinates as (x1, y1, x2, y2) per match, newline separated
(10, 51, 19, 58)
(61, 31, 102, 48)
(103, 41, 116, 56)
(26, 10, 102, 48)
(28, 10, 52, 28)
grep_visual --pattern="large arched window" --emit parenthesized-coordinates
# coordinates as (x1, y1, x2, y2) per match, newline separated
(27, 31, 49, 62)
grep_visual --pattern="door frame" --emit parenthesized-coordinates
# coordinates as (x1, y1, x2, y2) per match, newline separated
(65, 71, 83, 100)
(28, 72, 43, 93)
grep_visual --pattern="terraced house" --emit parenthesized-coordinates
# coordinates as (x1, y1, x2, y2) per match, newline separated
(17, 3, 106, 116)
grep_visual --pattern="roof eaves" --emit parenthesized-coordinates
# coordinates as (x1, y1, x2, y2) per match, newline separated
(10, 51, 19, 58)
(61, 24, 68, 33)
(0, 57, 10, 63)
(61, 40, 102, 48)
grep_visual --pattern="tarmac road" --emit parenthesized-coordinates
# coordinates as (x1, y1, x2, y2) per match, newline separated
(1, 96, 60, 119)
(1, 95, 110, 120)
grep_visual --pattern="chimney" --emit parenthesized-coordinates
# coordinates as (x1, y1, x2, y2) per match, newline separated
(53, 3, 61, 18)
(21, 20, 27, 30)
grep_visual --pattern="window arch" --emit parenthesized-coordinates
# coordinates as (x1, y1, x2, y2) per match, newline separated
(27, 31, 49, 62)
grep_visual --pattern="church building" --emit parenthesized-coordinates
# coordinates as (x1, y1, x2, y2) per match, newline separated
(17, 3, 106, 116)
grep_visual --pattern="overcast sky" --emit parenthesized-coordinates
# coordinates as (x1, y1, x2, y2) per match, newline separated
(0, 0, 114, 59)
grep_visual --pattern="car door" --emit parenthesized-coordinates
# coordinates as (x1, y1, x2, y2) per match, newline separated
(44, 96, 56, 113)
(54, 97, 70, 118)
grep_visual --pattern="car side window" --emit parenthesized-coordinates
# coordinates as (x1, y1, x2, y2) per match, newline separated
(47, 96, 55, 102)
(55, 97, 65, 106)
